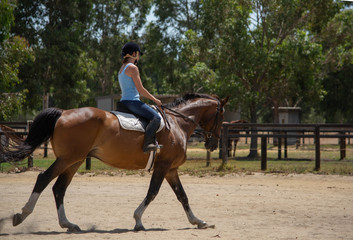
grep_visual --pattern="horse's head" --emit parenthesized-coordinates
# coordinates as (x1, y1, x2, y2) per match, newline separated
(200, 96, 229, 152)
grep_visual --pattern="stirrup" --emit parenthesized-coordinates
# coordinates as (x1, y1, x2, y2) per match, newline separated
(143, 142, 163, 153)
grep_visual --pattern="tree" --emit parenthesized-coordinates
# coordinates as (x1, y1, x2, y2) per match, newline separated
(178, 30, 216, 93)
(154, 0, 201, 35)
(0, 1, 34, 120)
(140, 23, 176, 94)
(85, 0, 152, 96)
(266, 30, 324, 123)
(190, 0, 342, 157)
(319, 9, 353, 122)
(140, 0, 203, 94)
(12, 0, 93, 109)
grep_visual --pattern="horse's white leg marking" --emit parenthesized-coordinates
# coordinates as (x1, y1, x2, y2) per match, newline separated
(57, 205, 70, 227)
(13, 192, 41, 226)
(57, 204, 80, 231)
(21, 192, 40, 220)
(185, 208, 207, 228)
(133, 198, 148, 230)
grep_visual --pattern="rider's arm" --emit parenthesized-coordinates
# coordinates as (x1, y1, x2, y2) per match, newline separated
(126, 65, 162, 106)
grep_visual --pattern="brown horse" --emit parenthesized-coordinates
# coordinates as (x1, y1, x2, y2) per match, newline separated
(229, 120, 248, 157)
(0, 93, 228, 232)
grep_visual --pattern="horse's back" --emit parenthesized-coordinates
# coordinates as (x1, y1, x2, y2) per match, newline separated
(55, 107, 107, 127)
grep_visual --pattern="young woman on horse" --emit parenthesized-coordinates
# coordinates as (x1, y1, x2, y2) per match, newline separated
(118, 42, 163, 152)
(2, 93, 229, 232)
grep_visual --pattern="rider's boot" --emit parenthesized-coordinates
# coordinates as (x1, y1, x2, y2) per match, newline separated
(143, 118, 163, 153)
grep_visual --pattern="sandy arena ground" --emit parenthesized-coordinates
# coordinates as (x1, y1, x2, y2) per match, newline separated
(0, 171, 352, 240)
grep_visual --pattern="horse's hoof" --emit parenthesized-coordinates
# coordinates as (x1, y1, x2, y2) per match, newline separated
(134, 224, 146, 231)
(197, 221, 215, 229)
(67, 225, 81, 232)
(12, 214, 23, 226)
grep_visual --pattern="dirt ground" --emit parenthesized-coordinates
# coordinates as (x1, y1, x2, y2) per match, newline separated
(0, 171, 352, 240)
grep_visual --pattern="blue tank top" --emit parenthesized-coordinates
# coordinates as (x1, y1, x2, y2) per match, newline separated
(118, 63, 140, 101)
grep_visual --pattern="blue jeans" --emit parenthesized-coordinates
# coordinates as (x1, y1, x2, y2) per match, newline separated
(120, 100, 161, 122)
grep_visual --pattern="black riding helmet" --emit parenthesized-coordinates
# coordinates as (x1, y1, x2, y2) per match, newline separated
(121, 42, 143, 59)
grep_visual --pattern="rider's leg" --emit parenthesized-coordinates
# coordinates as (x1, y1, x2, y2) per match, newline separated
(121, 100, 162, 152)
(142, 117, 161, 152)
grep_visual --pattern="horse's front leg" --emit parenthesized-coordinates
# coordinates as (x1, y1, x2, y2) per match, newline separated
(133, 162, 170, 231)
(165, 168, 214, 229)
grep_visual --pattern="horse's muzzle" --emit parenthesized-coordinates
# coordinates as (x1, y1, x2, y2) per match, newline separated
(205, 137, 218, 152)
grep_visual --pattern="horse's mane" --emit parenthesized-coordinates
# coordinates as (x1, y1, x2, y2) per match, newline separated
(165, 93, 220, 108)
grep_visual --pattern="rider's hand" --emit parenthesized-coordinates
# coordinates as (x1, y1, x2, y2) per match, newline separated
(155, 99, 162, 111)
(155, 99, 162, 107)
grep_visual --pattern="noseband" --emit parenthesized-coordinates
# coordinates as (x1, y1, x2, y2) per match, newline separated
(161, 101, 222, 141)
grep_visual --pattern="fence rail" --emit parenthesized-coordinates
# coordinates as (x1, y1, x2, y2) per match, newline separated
(221, 123, 353, 171)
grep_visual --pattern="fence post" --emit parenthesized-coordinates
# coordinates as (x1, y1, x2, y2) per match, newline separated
(28, 154, 33, 168)
(44, 141, 48, 158)
(86, 156, 91, 170)
(221, 125, 229, 165)
(278, 137, 282, 160)
(284, 132, 288, 159)
(261, 137, 267, 171)
(315, 125, 320, 171)
(340, 132, 346, 160)
(206, 150, 211, 167)
(27, 120, 33, 168)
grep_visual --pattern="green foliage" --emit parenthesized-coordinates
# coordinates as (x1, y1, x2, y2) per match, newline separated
(85, 0, 143, 96)
(0, 0, 15, 42)
(9, 0, 94, 109)
(319, 9, 353, 122)
(0, 0, 34, 120)
(178, 30, 216, 93)
(2, 0, 351, 124)
(320, 9, 353, 71)
(140, 23, 177, 94)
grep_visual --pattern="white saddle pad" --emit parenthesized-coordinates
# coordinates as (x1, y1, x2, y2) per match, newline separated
(111, 110, 164, 133)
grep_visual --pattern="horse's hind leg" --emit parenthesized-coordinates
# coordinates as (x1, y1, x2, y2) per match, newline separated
(52, 160, 83, 232)
(13, 159, 68, 226)
(165, 168, 212, 229)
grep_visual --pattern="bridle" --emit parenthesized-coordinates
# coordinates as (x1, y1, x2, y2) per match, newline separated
(203, 102, 221, 139)
(161, 100, 222, 140)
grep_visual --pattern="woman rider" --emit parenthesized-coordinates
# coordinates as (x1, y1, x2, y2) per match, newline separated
(118, 42, 163, 153)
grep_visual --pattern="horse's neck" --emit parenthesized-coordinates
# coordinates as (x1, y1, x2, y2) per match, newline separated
(173, 102, 207, 136)
(180, 101, 207, 118)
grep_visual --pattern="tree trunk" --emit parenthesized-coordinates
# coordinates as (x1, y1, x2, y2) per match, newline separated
(273, 101, 280, 146)
(43, 91, 49, 110)
(273, 101, 279, 124)
(247, 105, 258, 158)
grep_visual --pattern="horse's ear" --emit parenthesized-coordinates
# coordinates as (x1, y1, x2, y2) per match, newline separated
(221, 96, 229, 106)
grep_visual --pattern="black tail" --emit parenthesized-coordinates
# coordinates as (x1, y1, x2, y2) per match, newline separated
(0, 108, 63, 163)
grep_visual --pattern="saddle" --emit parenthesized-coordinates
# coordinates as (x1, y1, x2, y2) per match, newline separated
(110, 102, 165, 133)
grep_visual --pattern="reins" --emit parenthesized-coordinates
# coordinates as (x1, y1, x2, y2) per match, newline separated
(161, 105, 198, 126)
(161, 101, 221, 140)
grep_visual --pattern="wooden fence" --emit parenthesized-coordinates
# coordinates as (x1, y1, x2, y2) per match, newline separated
(220, 123, 353, 171)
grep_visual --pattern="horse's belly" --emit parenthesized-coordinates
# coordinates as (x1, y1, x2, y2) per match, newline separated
(93, 134, 151, 170)
(101, 152, 150, 170)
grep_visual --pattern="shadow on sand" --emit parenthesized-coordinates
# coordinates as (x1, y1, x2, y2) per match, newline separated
(0, 227, 169, 237)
